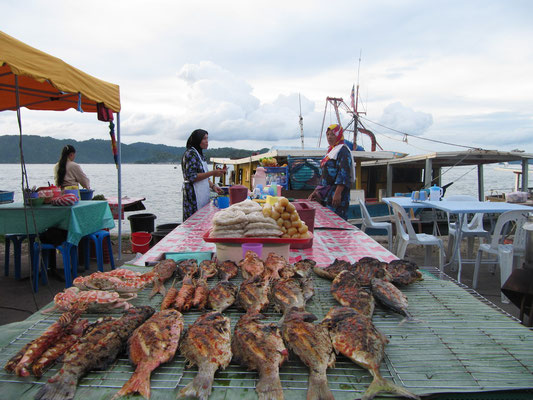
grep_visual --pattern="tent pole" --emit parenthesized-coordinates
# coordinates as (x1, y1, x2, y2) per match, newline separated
(117, 112, 122, 260)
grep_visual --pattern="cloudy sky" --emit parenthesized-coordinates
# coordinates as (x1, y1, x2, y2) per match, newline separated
(1, 0, 532, 154)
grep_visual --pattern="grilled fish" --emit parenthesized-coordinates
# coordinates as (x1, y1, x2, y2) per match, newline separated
(192, 272, 209, 310)
(174, 275, 196, 312)
(232, 313, 288, 400)
(371, 278, 413, 322)
(281, 307, 335, 400)
(271, 277, 306, 315)
(237, 275, 270, 314)
(178, 312, 232, 399)
(313, 258, 352, 280)
(177, 259, 199, 278)
(199, 259, 218, 279)
(351, 257, 392, 286)
(114, 309, 184, 399)
(208, 280, 238, 312)
(147, 259, 177, 298)
(35, 306, 154, 400)
(293, 258, 316, 277)
(239, 250, 265, 279)
(160, 279, 179, 310)
(263, 252, 288, 280)
(331, 270, 375, 317)
(386, 259, 423, 286)
(324, 307, 419, 400)
(217, 260, 239, 280)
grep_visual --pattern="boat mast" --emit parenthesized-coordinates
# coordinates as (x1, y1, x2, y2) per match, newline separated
(299, 93, 304, 149)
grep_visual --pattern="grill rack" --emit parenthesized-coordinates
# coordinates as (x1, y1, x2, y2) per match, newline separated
(0, 267, 532, 399)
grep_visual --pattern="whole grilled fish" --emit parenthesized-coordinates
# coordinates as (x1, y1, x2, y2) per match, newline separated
(239, 250, 265, 279)
(281, 307, 335, 400)
(351, 257, 392, 286)
(371, 278, 413, 322)
(177, 259, 199, 278)
(178, 312, 232, 399)
(386, 259, 423, 286)
(145, 259, 177, 298)
(293, 258, 316, 278)
(217, 260, 239, 280)
(199, 259, 218, 279)
(208, 280, 238, 312)
(313, 258, 352, 280)
(35, 306, 154, 400)
(263, 252, 288, 280)
(232, 313, 288, 400)
(271, 277, 306, 315)
(331, 270, 375, 317)
(114, 309, 184, 399)
(237, 275, 270, 314)
(192, 272, 209, 310)
(324, 307, 419, 400)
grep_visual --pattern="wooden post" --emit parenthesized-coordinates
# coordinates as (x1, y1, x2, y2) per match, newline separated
(387, 163, 393, 197)
(522, 159, 529, 192)
(424, 158, 432, 188)
(356, 159, 362, 190)
(477, 164, 484, 201)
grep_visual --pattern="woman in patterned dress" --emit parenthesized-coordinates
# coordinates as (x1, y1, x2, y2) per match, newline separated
(181, 129, 226, 221)
(308, 124, 354, 220)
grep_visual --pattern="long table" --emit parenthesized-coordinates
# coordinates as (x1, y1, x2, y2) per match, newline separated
(0, 201, 115, 245)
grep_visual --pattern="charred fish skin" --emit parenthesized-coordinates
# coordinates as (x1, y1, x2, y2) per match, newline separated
(178, 312, 232, 399)
(237, 275, 270, 314)
(281, 307, 335, 400)
(313, 258, 352, 280)
(217, 260, 239, 281)
(331, 270, 375, 317)
(387, 259, 423, 286)
(114, 309, 184, 399)
(351, 257, 392, 286)
(232, 313, 288, 400)
(207, 280, 238, 312)
(371, 278, 412, 320)
(271, 277, 305, 315)
(35, 306, 154, 400)
(324, 306, 419, 400)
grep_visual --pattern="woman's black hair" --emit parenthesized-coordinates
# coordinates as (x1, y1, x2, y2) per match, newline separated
(181, 129, 208, 166)
(56, 145, 76, 187)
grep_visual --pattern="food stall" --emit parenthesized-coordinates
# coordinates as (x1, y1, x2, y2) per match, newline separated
(0, 200, 532, 399)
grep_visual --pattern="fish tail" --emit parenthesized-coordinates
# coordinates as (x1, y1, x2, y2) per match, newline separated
(178, 363, 217, 400)
(149, 280, 165, 298)
(307, 369, 335, 400)
(256, 367, 284, 400)
(34, 370, 78, 400)
(362, 375, 420, 400)
(113, 365, 153, 399)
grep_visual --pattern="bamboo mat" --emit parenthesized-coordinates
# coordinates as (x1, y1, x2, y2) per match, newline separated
(0, 267, 532, 399)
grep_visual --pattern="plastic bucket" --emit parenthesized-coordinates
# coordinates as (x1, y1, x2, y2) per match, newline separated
(79, 189, 94, 200)
(131, 232, 152, 253)
(128, 213, 157, 233)
(151, 231, 168, 245)
(156, 223, 180, 232)
(229, 185, 248, 205)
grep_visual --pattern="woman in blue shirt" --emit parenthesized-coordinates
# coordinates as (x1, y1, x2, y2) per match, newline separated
(308, 124, 353, 220)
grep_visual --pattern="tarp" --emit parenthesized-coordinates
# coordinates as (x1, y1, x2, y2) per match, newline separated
(0, 30, 120, 113)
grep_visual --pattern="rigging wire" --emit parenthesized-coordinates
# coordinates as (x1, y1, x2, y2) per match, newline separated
(360, 115, 483, 150)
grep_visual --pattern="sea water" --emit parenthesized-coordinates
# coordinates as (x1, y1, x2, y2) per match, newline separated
(2, 163, 530, 233)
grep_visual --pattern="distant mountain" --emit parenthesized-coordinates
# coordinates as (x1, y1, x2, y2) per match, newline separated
(0, 135, 268, 164)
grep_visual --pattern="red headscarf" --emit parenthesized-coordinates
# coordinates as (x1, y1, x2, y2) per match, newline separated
(321, 124, 345, 167)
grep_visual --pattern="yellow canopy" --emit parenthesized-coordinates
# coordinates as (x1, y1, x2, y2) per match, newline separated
(0, 30, 120, 113)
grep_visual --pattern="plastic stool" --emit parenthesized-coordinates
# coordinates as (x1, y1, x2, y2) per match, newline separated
(32, 241, 78, 292)
(82, 230, 115, 272)
(4, 234, 36, 280)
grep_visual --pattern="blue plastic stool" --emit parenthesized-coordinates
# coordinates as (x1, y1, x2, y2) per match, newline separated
(4, 234, 36, 280)
(32, 241, 78, 292)
(82, 230, 115, 272)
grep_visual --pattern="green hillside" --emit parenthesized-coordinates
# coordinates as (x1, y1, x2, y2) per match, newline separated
(0, 135, 268, 164)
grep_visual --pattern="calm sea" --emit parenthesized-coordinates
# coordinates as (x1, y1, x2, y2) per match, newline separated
(3, 163, 530, 233)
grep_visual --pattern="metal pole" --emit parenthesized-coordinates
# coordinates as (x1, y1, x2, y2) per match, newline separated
(117, 112, 122, 260)
(477, 164, 484, 201)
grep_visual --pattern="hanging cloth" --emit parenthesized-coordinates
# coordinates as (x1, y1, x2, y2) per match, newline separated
(192, 147, 210, 210)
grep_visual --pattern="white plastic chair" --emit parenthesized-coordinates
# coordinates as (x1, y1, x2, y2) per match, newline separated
(389, 201, 445, 269)
(359, 198, 393, 250)
(473, 210, 528, 299)
(443, 195, 491, 261)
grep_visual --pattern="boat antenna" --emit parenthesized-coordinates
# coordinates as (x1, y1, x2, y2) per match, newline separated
(299, 93, 304, 149)
(353, 49, 362, 146)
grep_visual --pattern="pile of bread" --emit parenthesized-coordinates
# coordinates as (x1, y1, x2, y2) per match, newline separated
(210, 198, 310, 239)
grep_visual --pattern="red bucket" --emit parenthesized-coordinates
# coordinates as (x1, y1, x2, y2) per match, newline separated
(130, 231, 152, 254)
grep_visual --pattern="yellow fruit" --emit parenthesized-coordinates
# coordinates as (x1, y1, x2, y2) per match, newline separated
(279, 197, 289, 207)
(290, 212, 299, 221)
(286, 203, 295, 213)
(287, 227, 298, 236)
(283, 220, 292, 229)
(281, 212, 291, 220)
(277, 218, 284, 227)
(271, 210, 281, 220)
(298, 225, 308, 234)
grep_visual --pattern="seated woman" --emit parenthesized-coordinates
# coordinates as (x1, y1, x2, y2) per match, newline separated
(54, 145, 90, 189)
